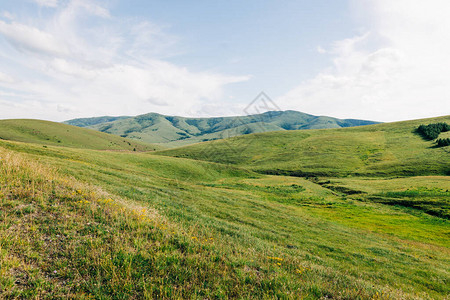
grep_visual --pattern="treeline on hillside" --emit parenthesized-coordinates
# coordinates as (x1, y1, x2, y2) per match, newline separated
(416, 122, 450, 147)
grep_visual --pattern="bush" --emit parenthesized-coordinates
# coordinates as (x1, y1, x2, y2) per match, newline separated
(417, 123, 450, 140)
(436, 138, 450, 147)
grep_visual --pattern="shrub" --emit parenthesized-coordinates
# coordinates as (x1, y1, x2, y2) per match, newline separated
(416, 123, 450, 140)
(436, 138, 450, 147)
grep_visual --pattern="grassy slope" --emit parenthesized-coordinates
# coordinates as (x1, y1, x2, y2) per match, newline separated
(0, 139, 449, 299)
(157, 115, 450, 177)
(314, 176, 450, 219)
(0, 119, 162, 151)
(64, 116, 130, 127)
(66, 111, 379, 147)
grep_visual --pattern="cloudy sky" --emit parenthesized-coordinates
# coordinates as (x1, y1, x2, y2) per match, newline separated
(0, 0, 449, 122)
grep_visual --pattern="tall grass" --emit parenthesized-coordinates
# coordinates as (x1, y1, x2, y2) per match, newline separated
(0, 148, 391, 299)
(1, 139, 449, 299)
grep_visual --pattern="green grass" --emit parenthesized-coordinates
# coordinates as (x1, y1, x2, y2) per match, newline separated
(157, 115, 450, 177)
(314, 176, 450, 219)
(1, 137, 449, 299)
(0, 119, 162, 151)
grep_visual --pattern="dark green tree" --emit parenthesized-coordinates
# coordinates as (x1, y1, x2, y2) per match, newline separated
(417, 123, 450, 140)
(436, 138, 450, 147)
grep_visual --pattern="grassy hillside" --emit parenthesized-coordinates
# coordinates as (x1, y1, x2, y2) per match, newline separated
(65, 110, 379, 147)
(0, 119, 162, 151)
(157, 115, 450, 177)
(64, 116, 130, 127)
(1, 114, 449, 298)
(0, 136, 449, 298)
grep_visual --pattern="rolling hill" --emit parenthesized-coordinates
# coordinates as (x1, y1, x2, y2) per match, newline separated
(65, 110, 379, 147)
(62, 116, 131, 127)
(0, 119, 162, 151)
(0, 116, 448, 298)
(156, 115, 450, 177)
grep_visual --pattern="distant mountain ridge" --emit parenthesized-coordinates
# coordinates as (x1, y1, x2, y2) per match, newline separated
(65, 116, 131, 127)
(64, 110, 380, 147)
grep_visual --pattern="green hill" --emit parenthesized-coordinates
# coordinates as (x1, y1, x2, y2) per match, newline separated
(0, 119, 162, 151)
(64, 116, 131, 127)
(0, 115, 449, 298)
(157, 115, 450, 177)
(65, 110, 379, 147)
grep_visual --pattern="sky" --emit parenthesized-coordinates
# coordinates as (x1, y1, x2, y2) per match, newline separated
(0, 0, 449, 122)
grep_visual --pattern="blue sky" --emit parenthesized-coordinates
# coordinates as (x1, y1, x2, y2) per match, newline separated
(0, 0, 449, 121)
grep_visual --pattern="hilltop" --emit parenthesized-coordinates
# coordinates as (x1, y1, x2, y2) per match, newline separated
(157, 115, 450, 177)
(65, 110, 379, 147)
(63, 116, 131, 128)
(0, 119, 162, 151)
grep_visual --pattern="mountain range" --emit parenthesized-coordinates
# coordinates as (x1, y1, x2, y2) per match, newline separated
(65, 110, 379, 147)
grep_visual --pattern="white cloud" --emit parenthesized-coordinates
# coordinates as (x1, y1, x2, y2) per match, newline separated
(60, 0, 110, 19)
(57, 103, 76, 113)
(0, 0, 249, 121)
(0, 20, 69, 56)
(32, 0, 59, 8)
(0, 72, 15, 83)
(316, 46, 326, 54)
(124, 21, 178, 59)
(280, 0, 450, 122)
(1, 11, 15, 20)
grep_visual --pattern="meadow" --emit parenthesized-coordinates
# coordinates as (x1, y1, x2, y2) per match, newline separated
(0, 119, 160, 151)
(0, 116, 449, 299)
(158, 115, 450, 177)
